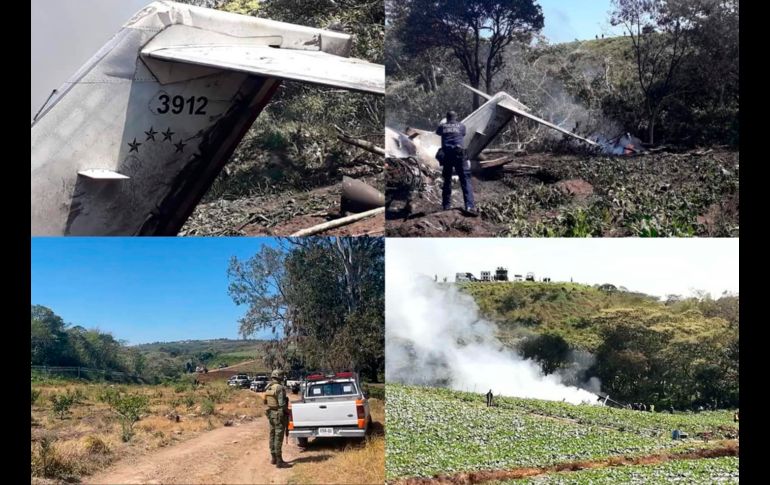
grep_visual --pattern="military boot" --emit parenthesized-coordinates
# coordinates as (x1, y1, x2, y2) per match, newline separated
(276, 455, 293, 468)
(270, 454, 276, 465)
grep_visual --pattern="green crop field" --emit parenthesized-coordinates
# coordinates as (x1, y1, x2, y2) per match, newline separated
(507, 456, 739, 484)
(385, 384, 738, 481)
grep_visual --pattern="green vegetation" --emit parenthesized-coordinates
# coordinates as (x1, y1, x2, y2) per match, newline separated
(101, 391, 150, 442)
(480, 150, 739, 238)
(386, 384, 737, 480)
(228, 238, 384, 381)
(32, 303, 266, 383)
(388, 0, 738, 147)
(31, 379, 267, 482)
(49, 393, 76, 420)
(198, 0, 384, 206)
(509, 456, 739, 484)
(459, 282, 738, 410)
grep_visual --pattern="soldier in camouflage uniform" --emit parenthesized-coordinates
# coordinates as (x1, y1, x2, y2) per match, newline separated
(262, 369, 291, 468)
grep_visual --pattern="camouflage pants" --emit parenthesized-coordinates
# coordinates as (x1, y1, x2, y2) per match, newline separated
(266, 409, 286, 456)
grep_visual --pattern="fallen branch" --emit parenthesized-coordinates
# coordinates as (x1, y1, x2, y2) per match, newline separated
(334, 125, 385, 156)
(289, 207, 385, 237)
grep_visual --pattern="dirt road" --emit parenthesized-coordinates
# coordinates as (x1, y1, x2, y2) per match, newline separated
(86, 418, 331, 484)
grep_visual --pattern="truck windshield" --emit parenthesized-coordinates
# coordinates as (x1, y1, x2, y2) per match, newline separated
(307, 382, 357, 397)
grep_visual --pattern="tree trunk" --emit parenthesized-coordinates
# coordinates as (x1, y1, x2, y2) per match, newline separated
(471, 79, 480, 110)
(648, 113, 656, 145)
(429, 64, 437, 91)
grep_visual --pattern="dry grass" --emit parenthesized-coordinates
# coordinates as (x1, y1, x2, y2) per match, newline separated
(292, 435, 385, 484)
(31, 380, 268, 481)
(291, 397, 386, 484)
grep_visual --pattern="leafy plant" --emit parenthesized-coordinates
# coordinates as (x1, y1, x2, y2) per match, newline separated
(104, 392, 149, 442)
(49, 393, 75, 419)
(31, 436, 74, 479)
(199, 398, 215, 416)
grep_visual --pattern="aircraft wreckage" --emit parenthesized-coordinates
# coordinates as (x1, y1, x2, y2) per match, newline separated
(31, 1, 385, 236)
(386, 83, 601, 171)
(385, 84, 643, 210)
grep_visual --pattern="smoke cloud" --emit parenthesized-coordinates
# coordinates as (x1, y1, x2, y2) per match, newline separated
(386, 272, 599, 405)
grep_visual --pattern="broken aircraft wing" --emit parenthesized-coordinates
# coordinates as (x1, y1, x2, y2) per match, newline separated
(31, 1, 384, 236)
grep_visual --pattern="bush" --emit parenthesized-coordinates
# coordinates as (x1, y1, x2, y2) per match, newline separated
(82, 435, 111, 455)
(106, 393, 150, 442)
(31, 436, 74, 479)
(49, 393, 75, 419)
(199, 398, 215, 416)
(204, 383, 232, 404)
(97, 386, 120, 405)
(184, 395, 196, 409)
(31, 388, 41, 405)
(366, 385, 385, 401)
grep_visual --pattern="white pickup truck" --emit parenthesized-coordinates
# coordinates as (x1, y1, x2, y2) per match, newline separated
(288, 372, 370, 447)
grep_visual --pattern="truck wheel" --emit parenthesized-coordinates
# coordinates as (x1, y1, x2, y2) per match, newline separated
(296, 437, 309, 448)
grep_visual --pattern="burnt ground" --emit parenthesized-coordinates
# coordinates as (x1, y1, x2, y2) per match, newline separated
(386, 149, 738, 237)
(180, 145, 384, 236)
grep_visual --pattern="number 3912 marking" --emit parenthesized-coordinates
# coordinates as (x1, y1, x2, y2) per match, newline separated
(156, 94, 208, 115)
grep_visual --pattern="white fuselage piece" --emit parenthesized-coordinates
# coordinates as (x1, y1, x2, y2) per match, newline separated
(31, 1, 383, 235)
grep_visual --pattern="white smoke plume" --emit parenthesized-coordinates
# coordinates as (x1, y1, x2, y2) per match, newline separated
(386, 273, 599, 405)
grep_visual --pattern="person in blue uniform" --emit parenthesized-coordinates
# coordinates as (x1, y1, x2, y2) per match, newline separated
(435, 111, 477, 216)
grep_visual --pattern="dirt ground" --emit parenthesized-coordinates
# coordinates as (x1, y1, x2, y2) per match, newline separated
(386, 149, 739, 237)
(85, 418, 327, 485)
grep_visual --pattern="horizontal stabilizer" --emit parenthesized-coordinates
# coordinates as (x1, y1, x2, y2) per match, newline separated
(498, 98, 598, 146)
(77, 169, 130, 180)
(143, 45, 384, 95)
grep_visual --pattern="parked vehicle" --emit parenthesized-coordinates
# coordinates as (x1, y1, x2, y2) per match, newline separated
(227, 374, 250, 388)
(288, 371, 370, 447)
(286, 379, 301, 394)
(250, 374, 269, 392)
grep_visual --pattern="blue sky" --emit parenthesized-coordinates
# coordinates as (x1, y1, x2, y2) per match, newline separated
(31, 238, 282, 345)
(539, 0, 623, 43)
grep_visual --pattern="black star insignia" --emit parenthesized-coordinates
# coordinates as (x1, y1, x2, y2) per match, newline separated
(128, 138, 141, 153)
(174, 140, 186, 153)
(145, 126, 157, 141)
(162, 127, 175, 142)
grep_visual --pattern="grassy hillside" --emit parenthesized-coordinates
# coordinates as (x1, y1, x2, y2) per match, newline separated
(131, 339, 268, 380)
(460, 281, 659, 350)
(133, 338, 263, 357)
(459, 281, 732, 352)
(386, 384, 738, 482)
(456, 281, 738, 409)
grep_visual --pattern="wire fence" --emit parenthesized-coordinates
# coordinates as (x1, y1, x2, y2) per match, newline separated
(31, 365, 145, 382)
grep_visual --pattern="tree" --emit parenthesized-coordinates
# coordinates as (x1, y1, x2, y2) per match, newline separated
(31, 306, 70, 366)
(49, 393, 75, 420)
(104, 392, 150, 442)
(610, 0, 699, 144)
(395, 0, 544, 108)
(227, 238, 384, 380)
(518, 333, 571, 375)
